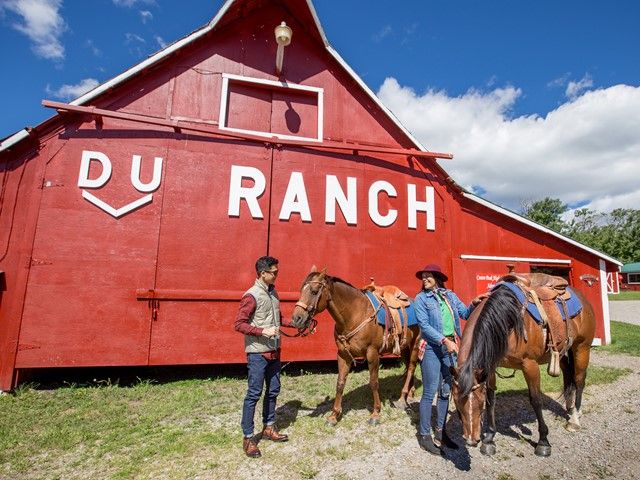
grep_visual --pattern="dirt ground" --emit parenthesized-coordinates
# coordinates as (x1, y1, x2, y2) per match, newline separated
(309, 349, 640, 480)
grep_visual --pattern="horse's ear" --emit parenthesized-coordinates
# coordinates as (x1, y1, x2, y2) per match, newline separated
(474, 369, 487, 384)
(310, 265, 318, 273)
(321, 267, 327, 275)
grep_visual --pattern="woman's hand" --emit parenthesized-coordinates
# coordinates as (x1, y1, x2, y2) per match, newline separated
(443, 337, 458, 354)
(471, 292, 489, 306)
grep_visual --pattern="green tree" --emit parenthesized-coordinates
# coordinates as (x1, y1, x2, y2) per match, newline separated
(522, 199, 640, 264)
(521, 197, 568, 232)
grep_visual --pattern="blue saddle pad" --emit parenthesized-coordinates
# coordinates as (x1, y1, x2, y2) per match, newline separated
(494, 282, 582, 324)
(365, 291, 418, 327)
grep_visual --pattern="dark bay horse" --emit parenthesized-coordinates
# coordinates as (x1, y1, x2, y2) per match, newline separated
(292, 267, 421, 425)
(451, 283, 596, 457)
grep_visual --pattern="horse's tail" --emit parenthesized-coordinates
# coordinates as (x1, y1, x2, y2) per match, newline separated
(459, 285, 525, 398)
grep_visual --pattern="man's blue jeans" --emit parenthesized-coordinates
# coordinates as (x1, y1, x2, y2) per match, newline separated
(419, 342, 456, 436)
(241, 353, 281, 437)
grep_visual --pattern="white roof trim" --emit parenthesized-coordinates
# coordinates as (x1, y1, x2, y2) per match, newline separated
(460, 254, 571, 264)
(0, 129, 30, 152)
(463, 191, 622, 266)
(304, 0, 330, 46)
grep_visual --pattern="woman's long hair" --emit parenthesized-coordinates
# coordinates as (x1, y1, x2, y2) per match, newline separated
(458, 285, 525, 397)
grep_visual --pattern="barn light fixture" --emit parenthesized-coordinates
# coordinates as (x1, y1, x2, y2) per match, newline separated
(274, 21, 292, 75)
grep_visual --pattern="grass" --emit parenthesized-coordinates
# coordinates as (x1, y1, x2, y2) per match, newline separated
(599, 320, 640, 356)
(608, 291, 640, 301)
(0, 357, 631, 479)
(493, 364, 629, 395)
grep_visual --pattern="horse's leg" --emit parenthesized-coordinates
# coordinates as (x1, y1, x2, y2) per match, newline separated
(327, 351, 350, 426)
(394, 339, 418, 409)
(480, 372, 498, 456)
(560, 349, 578, 431)
(366, 346, 382, 425)
(569, 342, 592, 430)
(522, 359, 551, 456)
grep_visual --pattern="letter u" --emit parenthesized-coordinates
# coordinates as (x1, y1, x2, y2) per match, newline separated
(131, 155, 163, 193)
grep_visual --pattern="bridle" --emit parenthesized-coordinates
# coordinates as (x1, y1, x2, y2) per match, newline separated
(294, 279, 330, 319)
(282, 279, 327, 338)
(453, 374, 493, 441)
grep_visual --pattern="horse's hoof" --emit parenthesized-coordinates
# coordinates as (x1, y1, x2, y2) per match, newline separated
(392, 399, 408, 410)
(480, 442, 496, 456)
(326, 416, 338, 427)
(534, 444, 552, 457)
(368, 416, 380, 426)
(564, 421, 580, 432)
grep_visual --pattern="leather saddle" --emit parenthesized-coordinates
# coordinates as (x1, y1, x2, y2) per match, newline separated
(498, 272, 574, 376)
(363, 281, 413, 355)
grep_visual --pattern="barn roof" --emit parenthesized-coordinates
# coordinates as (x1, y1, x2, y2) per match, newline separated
(0, 0, 622, 268)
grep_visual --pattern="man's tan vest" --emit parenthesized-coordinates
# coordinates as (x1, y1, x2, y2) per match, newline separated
(244, 278, 281, 353)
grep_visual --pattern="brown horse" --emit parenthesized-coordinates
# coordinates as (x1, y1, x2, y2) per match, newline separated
(451, 282, 596, 457)
(292, 267, 421, 425)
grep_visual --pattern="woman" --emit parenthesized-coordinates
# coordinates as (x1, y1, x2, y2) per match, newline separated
(413, 263, 481, 455)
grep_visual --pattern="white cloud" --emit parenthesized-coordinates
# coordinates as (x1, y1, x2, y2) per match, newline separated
(377, 78, 640, 213)
(125, 32, 145, 44)
(1, 0, 66, 60)
(112, 0, 155, 7)
(46, 78, 99, 100)
(566, 74, 594, 99)
(372, 25, 392, 42)
(139, 10, 152, 23)
(154, 35, 166, 49)
(85, 39, 101, 57)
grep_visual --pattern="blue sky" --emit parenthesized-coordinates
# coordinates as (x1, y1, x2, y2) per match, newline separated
(1, 0, 639, 212)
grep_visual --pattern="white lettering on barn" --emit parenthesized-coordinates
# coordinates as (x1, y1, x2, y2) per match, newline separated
(77, 150, 163, 218)
(227, 165, 435, 230)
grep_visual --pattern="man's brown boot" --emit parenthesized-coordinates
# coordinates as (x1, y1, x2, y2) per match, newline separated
(261, 425, 289, 442)
(243, 437, 261, 458)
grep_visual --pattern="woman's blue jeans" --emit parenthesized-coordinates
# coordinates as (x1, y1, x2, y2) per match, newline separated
(241, 353, 281, 437)
(419, 342, 456, 436)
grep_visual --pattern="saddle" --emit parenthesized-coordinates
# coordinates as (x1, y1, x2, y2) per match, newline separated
(363, 280, 413, 356)
(497, 272, 574, 377)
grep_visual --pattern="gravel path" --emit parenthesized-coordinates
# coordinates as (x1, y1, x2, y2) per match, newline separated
(312, 349, 640, 480)
(609, 300, 640, 326)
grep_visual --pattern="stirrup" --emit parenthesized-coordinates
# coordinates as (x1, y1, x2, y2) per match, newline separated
(547, 350, 561, 377)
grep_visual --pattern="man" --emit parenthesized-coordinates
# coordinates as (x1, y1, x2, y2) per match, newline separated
(234, 255, 297, 458)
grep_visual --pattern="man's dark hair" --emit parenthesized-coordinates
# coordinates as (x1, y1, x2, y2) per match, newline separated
(255, 256, 279, 275)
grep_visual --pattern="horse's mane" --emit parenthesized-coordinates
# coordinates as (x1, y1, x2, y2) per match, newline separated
(302, 272, 359, 291)
(459, 285, 525, 397)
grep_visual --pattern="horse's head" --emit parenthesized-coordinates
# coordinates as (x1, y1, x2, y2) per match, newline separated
(292, 266, 331, 330)
(451, 366, 487, 447)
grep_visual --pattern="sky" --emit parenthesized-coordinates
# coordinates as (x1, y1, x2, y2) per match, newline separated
(1, 0, 639, 214)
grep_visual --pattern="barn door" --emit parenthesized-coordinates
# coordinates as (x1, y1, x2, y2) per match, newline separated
(147, 142, 271, 365)
(17, 138, 163, 368)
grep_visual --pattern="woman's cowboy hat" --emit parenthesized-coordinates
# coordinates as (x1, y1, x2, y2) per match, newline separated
(415, 264, 448, 282)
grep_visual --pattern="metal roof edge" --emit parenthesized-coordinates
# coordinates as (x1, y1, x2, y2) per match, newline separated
(463, 191, 623, 267)
(305, 0, 330, 47)
(0, 129, 30, 153)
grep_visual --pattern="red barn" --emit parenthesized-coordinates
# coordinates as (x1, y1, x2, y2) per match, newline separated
(0, 0, 621, 391)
